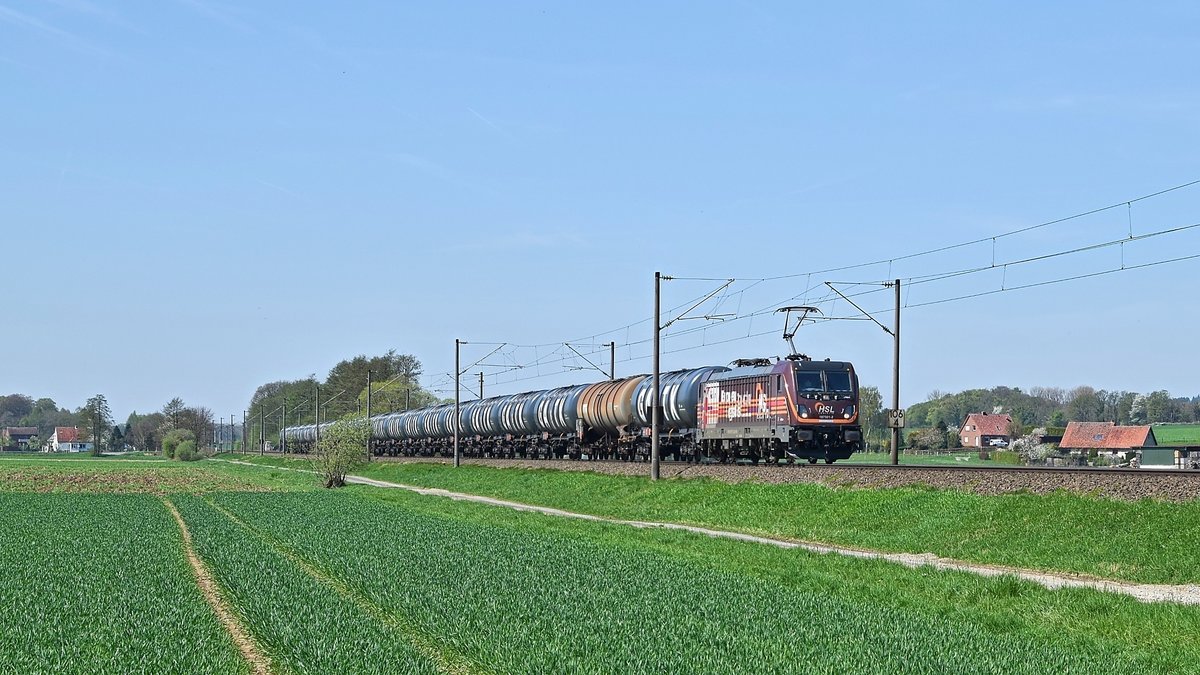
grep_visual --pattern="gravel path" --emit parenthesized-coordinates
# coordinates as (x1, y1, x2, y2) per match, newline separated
(222, 459, 1200, 605)
(378, 457, 1200, 503)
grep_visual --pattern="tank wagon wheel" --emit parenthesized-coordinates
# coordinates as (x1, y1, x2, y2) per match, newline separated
(807, 457, 818, 465)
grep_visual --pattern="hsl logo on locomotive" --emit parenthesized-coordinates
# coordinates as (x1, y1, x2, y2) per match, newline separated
(815, 403, 836, 416)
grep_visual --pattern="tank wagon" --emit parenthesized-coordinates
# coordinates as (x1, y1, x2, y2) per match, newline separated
(281, 359, 863, 464)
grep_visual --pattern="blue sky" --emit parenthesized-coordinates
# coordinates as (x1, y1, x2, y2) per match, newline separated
(4, 1, 1199, 420)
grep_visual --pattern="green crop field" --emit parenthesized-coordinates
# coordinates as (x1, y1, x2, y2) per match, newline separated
(5, 455, 1200, 673)
(0, 493, 246, 673)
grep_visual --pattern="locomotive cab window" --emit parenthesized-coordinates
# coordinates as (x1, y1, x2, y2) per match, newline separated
(796, 371, 823, 393)
(824, 370, 853, 392)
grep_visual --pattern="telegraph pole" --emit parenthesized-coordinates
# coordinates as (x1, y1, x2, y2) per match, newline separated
(478, 372, 484, 399)
(606, 342, 615, 381)
(281, 400, 287, 455)
(651, 272, 662, 481)
(365, 370, 372, 462)
(454, 339, 462, 467)
(229, 415, 234, 453)
(891, 278, 901, 466)
(242, 410, 247, 454)
(259, 406, 264, 456)
(314, 384, 320, 448)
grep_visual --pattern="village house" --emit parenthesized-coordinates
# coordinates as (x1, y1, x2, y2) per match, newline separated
(1058, 421, 1155, 462)
(959, 412, 1013, 448)
(47, 427, 92, 453)
(1, 427, 39, 450)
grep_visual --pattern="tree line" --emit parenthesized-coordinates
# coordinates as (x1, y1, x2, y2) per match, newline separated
(0, 392, 217, 454)
(899, 385, 1200, 451)
(245, 350, 443, 449)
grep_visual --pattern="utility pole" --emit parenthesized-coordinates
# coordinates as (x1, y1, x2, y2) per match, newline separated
(891, 278, 901, 466)
(823, 279, 903, 465)
(259, 406, 264, 456)
(314, 384, 320, 448)
(651, 272, 662, 481)
(454, 339, 462, 468)
(405, 387, 410, 411)
(478, 372, 484, 399)
(606, 342, 615, 381)
(229, 415, 234, 453)
(281, 401, 287, 455)
(242, 411, 247, 454)
(366, 370, 372, 462)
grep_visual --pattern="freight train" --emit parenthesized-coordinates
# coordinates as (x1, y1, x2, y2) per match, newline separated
(282, 357, 862, 464)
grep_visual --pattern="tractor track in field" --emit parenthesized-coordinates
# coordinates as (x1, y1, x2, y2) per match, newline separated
(202, 497, 485, 675)
(162, 497, 272, 675)
(219, 459, 1200, 606)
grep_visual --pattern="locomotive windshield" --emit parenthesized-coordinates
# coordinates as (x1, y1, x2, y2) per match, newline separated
(823, 370, 853, 392)
(795, 369, 854, 394)
(796, 371, 823, 392)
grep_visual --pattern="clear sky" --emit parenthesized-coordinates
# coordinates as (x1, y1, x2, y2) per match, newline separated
(4, 1, 1199, 421)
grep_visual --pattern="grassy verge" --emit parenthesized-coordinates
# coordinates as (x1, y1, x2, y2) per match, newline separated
(225, 455, 1200, 585)
(0, 494, 246, 673)
(211, 489, 1151, 674)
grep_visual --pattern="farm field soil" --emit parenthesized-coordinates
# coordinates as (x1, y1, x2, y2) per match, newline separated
(0, 493, 247, 673)
(0, 456, 314, 493)
(228, 455, 1200, 586)
(196, 488, 1189, 673)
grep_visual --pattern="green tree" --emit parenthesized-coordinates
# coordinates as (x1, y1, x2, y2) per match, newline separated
(857, 386, 885, 452)
(162, 397, 185, 429)
(161, 428, 195, 459)
(78, 394, 113, 456)
(312, 415, 369, 488)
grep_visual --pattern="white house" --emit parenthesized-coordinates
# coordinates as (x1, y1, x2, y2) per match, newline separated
(47, 427, 92, 453)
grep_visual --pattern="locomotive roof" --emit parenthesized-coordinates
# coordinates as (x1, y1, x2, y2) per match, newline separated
(712, 359, 855, 380)
(795, 360, 854, 370)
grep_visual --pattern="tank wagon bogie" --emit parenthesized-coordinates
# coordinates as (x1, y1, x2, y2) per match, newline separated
(280, 358, 863, 464)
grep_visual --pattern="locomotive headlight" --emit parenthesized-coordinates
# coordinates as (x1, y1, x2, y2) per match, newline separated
(843, 405, 855, 420)
(799, 405, 809, 419)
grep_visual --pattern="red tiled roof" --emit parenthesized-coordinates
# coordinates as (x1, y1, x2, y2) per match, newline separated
(1060, 422, 1153, 449)
(962, 413, 1012, 436)
(55, 427, 80, 442)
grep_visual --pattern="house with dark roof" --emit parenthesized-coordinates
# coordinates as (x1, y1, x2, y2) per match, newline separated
(1059, 422, 1155, 462)
(48, 427, 91, 453)
(1, 427, 39, 450)
(959, 413, 1012, 448)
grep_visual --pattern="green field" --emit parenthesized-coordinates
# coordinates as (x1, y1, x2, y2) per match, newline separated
(4, 454, 1200, 673)
(0, 493, 247, 673)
